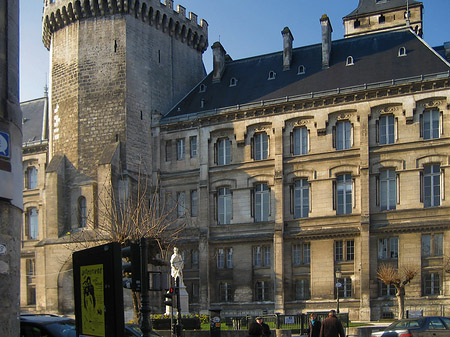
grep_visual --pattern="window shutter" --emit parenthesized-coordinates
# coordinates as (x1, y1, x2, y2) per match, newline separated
(419, 114, 423, 138)
(441, 168, 445, 201)
(250, 188, 255, 218)
(214, 141, 218, 164)
(420, 171, 423, 203)
(290, 130, 294, 154)
(290, 184, 294, 214)
(214, 192, 218, 221)
(308, 129, 311, 152)
(440, 111, 444, 135)
(396, 174, 400, 204)
(332, 126, 336, 149)
(375, 119, 379, 143)
(228, 139, 232, 163)
(268, 186, 271, 216)
(395, 117, 399, 141)
(376, 176, 379, 206)
(332, 180, 336, 210)
(25, 212, 30, 239)
(251, 136, 255, 159)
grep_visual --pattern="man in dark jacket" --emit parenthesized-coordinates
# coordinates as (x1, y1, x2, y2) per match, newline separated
(256, 317, 271, 337)
(319, 310, 345, 337)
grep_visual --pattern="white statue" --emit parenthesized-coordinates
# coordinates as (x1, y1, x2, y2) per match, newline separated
(170, 247, 184, 285)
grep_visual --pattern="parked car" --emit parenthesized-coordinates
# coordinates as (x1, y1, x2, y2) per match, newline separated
(125, 323, 162, 337)
(20, 314, 76, 337)
(370, 316, 450, 337)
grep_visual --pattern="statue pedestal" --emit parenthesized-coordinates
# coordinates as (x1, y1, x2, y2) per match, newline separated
(165, 283, 189, 316)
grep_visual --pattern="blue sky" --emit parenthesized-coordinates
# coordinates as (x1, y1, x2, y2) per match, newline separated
(20, 0, 450, 102)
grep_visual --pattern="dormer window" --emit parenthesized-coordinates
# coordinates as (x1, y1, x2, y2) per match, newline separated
(268, 71, 276, 80)
(379, 14, 385, 24)
(297, 65, 306, 75)
(199, 84, 207, 93)
(398, 47, 407, 57)
(346, 56, 354, 66)
(200, 99, 205, 108)
(354, 19, 360, 28)
(229, 77, 237, 87)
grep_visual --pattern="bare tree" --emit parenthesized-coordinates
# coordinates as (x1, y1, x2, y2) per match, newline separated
(377, 263, 418, 319)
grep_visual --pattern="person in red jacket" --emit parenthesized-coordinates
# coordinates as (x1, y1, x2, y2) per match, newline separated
(319, 310, 345, 337)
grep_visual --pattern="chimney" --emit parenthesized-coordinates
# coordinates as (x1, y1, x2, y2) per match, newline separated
(320, 14, 333, 69)
(282, 27, 294, 70)
(444, 41, 450, 61)
(212, 41, 226, 83)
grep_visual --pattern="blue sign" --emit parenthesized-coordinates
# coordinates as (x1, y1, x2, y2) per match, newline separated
(0, 131, 10, 158)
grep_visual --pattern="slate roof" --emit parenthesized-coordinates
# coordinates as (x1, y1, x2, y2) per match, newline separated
(344, 0, 422, 19)
(21, 96, 48, 145)
(163, 29, 450, 121)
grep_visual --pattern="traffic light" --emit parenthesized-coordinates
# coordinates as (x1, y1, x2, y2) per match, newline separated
(121, 242, 141, 292)
(163, 287, 175, 307)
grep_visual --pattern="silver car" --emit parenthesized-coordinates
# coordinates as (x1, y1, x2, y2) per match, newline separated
(370, 317, 450, 337)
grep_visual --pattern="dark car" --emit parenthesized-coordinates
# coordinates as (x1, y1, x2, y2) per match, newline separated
(370, 316, 450, 337)
(20, 314, 76, 337)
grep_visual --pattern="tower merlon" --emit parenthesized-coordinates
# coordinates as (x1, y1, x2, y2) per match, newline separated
(42, 0, 208, 52)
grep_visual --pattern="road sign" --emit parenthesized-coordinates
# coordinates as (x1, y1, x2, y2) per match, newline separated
(336, 282, 342, 288)
(0, 131, 10, 158)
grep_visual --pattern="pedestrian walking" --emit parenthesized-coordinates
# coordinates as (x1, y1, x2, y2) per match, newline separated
(256, 317, 272, 337)
(309, 313, 321, 337)
(248, 322, 263, 337)
(319, 310, 345, 337)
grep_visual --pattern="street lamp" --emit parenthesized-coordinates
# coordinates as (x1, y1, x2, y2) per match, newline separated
(335, 268, 342, 314)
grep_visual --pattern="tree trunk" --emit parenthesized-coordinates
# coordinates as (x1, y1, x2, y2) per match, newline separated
(396, 287, 405, 320)
(132, 290, 142, 323)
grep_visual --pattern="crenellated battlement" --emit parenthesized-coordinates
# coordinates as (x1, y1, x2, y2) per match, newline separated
(42, 0, 208, 52)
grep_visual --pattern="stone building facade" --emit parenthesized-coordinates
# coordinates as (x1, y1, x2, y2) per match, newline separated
(20, 0, 450, 322)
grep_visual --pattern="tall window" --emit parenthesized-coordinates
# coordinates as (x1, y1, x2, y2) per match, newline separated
(165, 140, 172, 162)
(255, 281, 270, 301)
(422, 109, 440, 140)
(423, 165, 441, 208)
(293, 242, 310, 266)
(336, 174, 352, 215)
(380, 282, 396, 297)
(421, 233, 443, 257)
(190, 190, 198, 217)
(26, 259, 36, 305)
(177, 192, 185, 217)
(293, 127, 308, 155)
(78, 196, 87, 228)
(295, 279, 310, 300)
(217, 188, 232, 225)
(217, 138, 231, 165)
(26, 166, 38, 189)
(217, 248, 233, 269)
(219, 282, 233, 302)
(378, 237, 399, 260)
(379, 169, 397, 211)
(337, 277, 352, 298)
(293, 179, 309, 219)
(253, 133, 268, 160)
(176, 138, 185, 160)
(335, 121, 351, 150)
(254, 183, 270, 222)
(253, 246, 270, 268)
(190, 136, 197, 158)
(27, 208, 38, 240)
(379, 115, 395, 145)
(423, 272, 441, 296)
(191, 249, 199, 266)
(335, 240, 354, 262)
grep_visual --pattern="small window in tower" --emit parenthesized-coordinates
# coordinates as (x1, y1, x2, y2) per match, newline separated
(398, 47, 407, 57)
(199, 84, 207, 93)
(229, 77, 237, 87)
(346, 56, 354, 66)
(297, 65, 306, 75)
(379, 14, 385, 24)
(354, 19, 361, 28)
(200, 99, 205, 108)
(268, 71, 276, 80)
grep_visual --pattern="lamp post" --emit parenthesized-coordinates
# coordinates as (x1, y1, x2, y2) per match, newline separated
(335, 268, 342, 314)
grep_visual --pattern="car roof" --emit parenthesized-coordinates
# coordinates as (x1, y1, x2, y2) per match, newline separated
(20, 314, 75, 324)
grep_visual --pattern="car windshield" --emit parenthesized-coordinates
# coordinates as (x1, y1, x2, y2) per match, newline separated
(46, 321, 76, 337)
(387, 318, 424, 329)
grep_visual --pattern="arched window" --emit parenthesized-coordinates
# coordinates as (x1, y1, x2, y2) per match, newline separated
(229, 77, 237, 87)
(26, 208, 38, 239)
(26, 166, 38, 189)
(78, 196, 87, 227)
(268, 71, 276, 80)
(346, 56, 354, 66)
(297, 65, 306, 75)
(398, 47, 407, 57)
(199, 84, 206, 93)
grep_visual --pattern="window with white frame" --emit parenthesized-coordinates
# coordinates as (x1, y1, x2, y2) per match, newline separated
(421, 233, 443, 258)
(335, 174, 352, 215)
(190, 190, 198, 217)
(216, 138, 231, 165)
(254, 183, 270, 222)
(26, 166, 38, 189)
(295, 279, 310, 300)
(379, 169, 397, 211)
(253, 133, 268, 160)
(292, 242, 310, 266)
(190, 136, 197, 158)
(255, 280, 270, 301)
(78, 196, 87, 228)
(219, 282, 233, 302)
(26, 208, 38, 240)
(292, 127, 308, 155)
(422, 109, 440, 140)
(335, 240, 354, 262)
(293, 179, 309, 219)
(422, 164, 441, 208)
(217, 187, 232, 225)
(378, 115, 395, 145)
(217, 248, 233, 269)
(335, 121, 352, 150)
(176, 138, 185, 160)
(378, 237, 398, 260)
(253, 246, 271, 268)
(177, 191, 186, 217)
(423, 272, 441, 296)
(337, 277, 352, 298)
